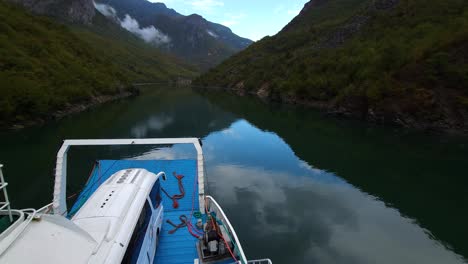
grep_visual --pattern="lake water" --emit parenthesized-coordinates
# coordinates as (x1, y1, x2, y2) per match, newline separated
(0, 86, 467, 264)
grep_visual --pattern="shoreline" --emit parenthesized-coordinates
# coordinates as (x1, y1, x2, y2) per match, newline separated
(1, 81, 191, 131)
(1, 91, 136, 131)
(193, 85, 468, 136)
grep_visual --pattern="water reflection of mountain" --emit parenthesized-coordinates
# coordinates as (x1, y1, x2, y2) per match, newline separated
(198, 89, 468, 259)
(0, 87, 237, 209)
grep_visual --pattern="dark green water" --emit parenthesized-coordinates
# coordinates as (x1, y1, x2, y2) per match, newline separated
(1, 86, 468, 264)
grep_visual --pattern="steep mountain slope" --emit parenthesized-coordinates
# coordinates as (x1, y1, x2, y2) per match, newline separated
(96, 0, 253, 69)
(195, 0, 468, 133)
(0, 1, 196, 127)
(8, 0, 95, 24)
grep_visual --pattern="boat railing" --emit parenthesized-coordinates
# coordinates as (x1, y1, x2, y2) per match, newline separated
(0, 164, 13, 222)
(247, 259, 273, 264)
(53, 138, 205, 216)
(227, 259, 273, 264)
(205, 195, 249, 264)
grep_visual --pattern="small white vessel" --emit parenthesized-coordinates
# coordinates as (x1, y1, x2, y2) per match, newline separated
(0, 138, 272, 264)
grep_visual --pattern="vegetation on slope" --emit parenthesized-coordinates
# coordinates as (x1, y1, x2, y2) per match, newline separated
(195, 0, 468, 131)
(0, 1, 196, 126)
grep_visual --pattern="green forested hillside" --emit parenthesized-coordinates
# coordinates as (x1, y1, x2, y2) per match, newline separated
(0, 1, 196, 126)
(195, 0, 468, 131)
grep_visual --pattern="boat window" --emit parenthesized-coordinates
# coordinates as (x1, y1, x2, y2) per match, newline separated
(122, 201, 152, 264)
(149, 179, 162, 209)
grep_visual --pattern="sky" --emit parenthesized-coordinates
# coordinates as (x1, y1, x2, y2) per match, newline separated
(149, 0, 309, 41)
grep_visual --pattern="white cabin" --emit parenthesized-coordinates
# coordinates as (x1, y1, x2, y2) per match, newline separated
(0, 169, 165, 264)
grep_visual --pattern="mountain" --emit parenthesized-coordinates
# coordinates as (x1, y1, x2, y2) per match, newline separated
(95, 0, 253, 69)
(195, 0, 468, 133)
(8, 0, 96, 24)
(0, 0, 196, 127)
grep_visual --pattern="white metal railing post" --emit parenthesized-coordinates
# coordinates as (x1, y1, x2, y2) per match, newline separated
(0, 164, 13, 222)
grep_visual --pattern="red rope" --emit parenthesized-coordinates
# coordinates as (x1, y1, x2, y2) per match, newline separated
(161, 172, 185, 209)
(160, 170, 201, 238)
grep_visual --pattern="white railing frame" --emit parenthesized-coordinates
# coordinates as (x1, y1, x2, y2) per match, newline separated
(247, 259, 273, 264)
(0, 165, 13, 222)
(53, 138, 205, 215)
(205, 195, 248, 264)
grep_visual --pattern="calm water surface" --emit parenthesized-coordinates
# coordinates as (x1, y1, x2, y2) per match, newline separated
(0, 86, 468, 264)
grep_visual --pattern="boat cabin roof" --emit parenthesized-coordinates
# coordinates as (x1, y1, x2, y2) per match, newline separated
(0, 169, 159, 264)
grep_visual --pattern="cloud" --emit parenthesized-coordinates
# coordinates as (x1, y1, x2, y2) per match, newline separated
(132, 144, 196, 160)
(94, 2, 171, 45)
(94, 2, 117, 18)
(206, 30, 218, 38)
(120, 15, 171, 45)
(207, 164, 465, 264)
(130, 115, 174, 137)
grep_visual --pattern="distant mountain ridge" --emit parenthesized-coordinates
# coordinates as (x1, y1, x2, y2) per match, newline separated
(9, 0, 253, 69)
(195, 0, 468, 133)
(96, 0, 253, 69)
(8, 0, 96, 24)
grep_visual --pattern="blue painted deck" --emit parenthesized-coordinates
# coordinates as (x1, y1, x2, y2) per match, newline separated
(69, 159, 201, 264)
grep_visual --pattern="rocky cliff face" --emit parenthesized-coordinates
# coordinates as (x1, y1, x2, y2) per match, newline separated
(96, 0, 253, 69)
(9, 0, 95, 24)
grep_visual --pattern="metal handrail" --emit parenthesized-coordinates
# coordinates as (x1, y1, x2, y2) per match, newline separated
(248, 259, 273, 264)
(229, 259, 273, 264)
(205, 195, 248, 264)
(206, 195, 273, 264)
(0, 164, 13, 222)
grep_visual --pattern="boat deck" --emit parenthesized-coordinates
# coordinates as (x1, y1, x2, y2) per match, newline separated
(69, 159, 201, 264)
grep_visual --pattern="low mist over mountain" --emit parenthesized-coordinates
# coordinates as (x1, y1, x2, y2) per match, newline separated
(95, 0, 253, 69)
(196, 0, 468, 133)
